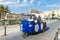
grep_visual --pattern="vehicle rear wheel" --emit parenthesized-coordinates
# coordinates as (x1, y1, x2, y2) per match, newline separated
(22, 32, 28, 38)
(42, 22, 46, 33)
(42, 28, 45, 33)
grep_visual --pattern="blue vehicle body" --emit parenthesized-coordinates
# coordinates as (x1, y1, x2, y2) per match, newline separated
(21, 20, 35, 34)
(21, 20, 41, 34)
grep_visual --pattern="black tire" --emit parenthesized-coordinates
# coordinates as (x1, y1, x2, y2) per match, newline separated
(42, 28, 45, 33)
(22, 32, 28, 38)
(42, 22, 46, 33)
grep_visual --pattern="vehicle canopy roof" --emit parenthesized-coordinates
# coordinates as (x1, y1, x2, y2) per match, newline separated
(22, 14, 35, 20)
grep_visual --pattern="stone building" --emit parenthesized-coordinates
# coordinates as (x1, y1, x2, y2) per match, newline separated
(54, 9, 60, 17)
(42, 11, 53, 18)
(29, 9, 40, 14)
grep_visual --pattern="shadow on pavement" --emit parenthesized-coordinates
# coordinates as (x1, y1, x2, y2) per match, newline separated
(29, 27, 50, 35)
(45, 27, 50, 31)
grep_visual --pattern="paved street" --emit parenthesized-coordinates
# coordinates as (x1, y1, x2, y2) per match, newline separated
(0, 19, 60, 40)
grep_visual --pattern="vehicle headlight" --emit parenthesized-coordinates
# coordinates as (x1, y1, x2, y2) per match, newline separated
(29, 25, 32, 27)
(35, 20, 37, 23)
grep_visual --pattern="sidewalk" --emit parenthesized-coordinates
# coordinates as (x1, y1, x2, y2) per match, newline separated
(0, 24, 20, 36)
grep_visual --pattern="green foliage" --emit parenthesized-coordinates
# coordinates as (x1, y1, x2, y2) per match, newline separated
(0, 4, 10, 18)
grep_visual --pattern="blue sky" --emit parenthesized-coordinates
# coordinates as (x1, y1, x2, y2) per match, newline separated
(0, 0, 60, 14)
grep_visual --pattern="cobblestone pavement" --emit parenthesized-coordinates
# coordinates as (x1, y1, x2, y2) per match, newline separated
(0, 19, 60, 40)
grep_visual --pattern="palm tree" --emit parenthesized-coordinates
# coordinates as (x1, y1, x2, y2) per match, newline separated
(0, 4, 10, 19)
(4, 6, 10, 13)
(4, 6, 10, 19)
(0, 5, 4, 18)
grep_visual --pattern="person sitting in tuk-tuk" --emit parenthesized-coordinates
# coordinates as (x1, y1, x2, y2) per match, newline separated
(38, 14, 46, 32)
(28, 15, 36, 21)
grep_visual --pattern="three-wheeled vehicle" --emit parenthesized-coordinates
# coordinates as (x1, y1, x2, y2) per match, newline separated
(20, 14, 46, 38)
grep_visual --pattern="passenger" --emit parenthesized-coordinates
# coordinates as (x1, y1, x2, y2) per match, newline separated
(28, 15, 35, 21)
(38, 16, 42, 23)
(40, 14, 46, 30)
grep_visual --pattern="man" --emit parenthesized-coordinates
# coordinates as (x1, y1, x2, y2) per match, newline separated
(39, 14, 46, 32)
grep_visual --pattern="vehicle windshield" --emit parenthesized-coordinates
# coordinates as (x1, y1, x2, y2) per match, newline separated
(23, 14, 35, 21)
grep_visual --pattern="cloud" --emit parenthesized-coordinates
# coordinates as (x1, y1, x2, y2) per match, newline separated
(0, 1, 17, 4)
(47, 4, 60, 7)
(0, 0, 19, 4)
(10, 3, 29, 7)
(47, 4, 57, 7)
(38, 1, 41, 5)
(10, 0, 35, 7)
(30, 0, 34, 4)
(17, 0, 19, 3)
(16, 0, 30, 7)
(22, 0, 34, 4)
(0, 0, 34, 7)
(0, 0, 3, 1)
(23, 0, 27, 4)
(20, 0, 34, 6)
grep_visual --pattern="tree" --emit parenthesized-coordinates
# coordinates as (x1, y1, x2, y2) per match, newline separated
(0, 5, 4, 18)
(4, 6, 10, 13)
(0, 4, 10, 18)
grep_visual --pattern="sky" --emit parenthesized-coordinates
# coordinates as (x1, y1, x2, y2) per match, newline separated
(0, 0, 60, 14)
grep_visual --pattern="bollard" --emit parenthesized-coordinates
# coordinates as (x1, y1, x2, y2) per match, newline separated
(20, 24, 21, 31)
(55, 32, 58, 40)
(4, 26, 6, 36)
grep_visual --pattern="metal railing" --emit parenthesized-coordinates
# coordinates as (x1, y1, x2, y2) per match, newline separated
(0, 20, 20, 26)
(0, 20, 21, 36)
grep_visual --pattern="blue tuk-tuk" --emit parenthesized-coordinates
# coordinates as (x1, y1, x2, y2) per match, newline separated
(20, 14, 46, 38)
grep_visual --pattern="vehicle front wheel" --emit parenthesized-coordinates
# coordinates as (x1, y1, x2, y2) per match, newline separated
(22, 32, 28, 38)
